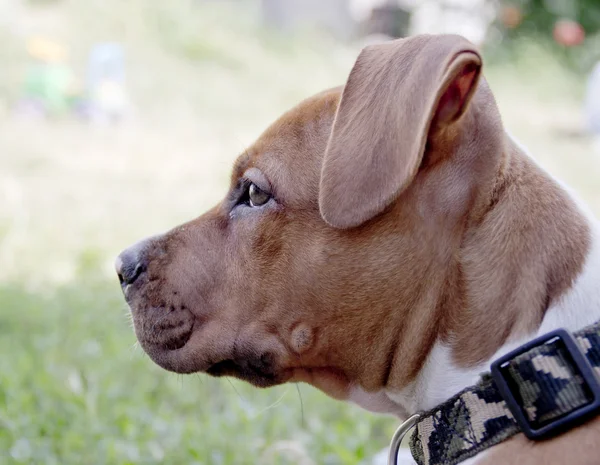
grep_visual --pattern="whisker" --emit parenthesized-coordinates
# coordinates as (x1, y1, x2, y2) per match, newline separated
(296, 382, 306, 428)
(255, 389, 288, 416)
(128, 340, 142, 361)
(149, 310, 173, 334)
(296, 354, 307, 427)
(227, 377, 245, 402)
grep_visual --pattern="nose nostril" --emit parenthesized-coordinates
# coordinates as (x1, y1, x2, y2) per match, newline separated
(115, 257, 127, 285)
(115, 254, 147, 286)
(132, 263, 146, 282)
(116, 238, 154, 286)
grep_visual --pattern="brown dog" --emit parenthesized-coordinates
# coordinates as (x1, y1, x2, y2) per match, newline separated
(116, 34, 600, 464)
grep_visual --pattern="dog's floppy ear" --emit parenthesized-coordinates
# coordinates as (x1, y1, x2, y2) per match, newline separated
(319, 35, 482, 229)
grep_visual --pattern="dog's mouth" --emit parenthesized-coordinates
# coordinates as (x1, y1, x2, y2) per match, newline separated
(127, 297, 289, 387)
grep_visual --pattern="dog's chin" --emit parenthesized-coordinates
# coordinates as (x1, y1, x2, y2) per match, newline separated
(205, 359, 289, 388)
(140, 345, 289, 387)
(137, 338, 204, 375)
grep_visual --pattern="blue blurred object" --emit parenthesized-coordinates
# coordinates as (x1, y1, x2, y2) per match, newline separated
(585, 62, 600, 135)
(86, 42, 128, 123)
(87, 43, 125, 88)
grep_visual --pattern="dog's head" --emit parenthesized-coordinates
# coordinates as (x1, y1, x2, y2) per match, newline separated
(117, 35, 504, 408)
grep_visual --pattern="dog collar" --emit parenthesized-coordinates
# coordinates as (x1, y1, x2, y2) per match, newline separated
(388, 320, 600, 465)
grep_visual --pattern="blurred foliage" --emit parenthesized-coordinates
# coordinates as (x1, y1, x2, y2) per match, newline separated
(495, 1, 600, 72)
(508, 0, 600, 36)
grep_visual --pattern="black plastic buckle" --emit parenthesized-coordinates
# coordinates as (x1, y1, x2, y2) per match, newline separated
(491, 328, 600, 440)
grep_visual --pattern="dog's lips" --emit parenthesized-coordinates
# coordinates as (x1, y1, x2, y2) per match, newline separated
(144, 324, 193, 351)
(127, 298, 196, 354)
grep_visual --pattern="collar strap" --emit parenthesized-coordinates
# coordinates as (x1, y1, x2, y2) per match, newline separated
(408, 321, 600, 465)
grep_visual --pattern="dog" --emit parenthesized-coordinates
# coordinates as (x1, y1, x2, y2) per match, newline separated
(116, 34, 600, 464)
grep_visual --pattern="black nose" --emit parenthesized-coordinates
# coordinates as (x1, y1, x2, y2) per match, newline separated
(115, 241, 149, 286)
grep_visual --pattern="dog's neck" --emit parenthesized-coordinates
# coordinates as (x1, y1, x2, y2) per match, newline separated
(382, 139, 600, 417)
(317, 90, 599, 420)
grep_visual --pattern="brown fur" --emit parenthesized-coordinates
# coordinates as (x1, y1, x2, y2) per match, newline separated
(118, 34, 592, 463)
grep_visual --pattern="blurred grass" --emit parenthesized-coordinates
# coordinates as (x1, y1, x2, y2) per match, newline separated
(1, 1, 600, 464)
(0, 271, 393, 465)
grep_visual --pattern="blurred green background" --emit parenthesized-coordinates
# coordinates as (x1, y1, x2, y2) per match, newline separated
(1, 1, 600, 464)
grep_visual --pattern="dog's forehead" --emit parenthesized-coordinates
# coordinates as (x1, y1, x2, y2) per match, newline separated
(232, 87, 342, 203)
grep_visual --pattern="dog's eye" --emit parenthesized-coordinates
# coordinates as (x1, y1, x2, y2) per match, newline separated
(248, 183, 270, 207)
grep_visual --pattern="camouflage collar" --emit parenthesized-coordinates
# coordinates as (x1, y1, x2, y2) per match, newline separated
(404, 321, 600, 465)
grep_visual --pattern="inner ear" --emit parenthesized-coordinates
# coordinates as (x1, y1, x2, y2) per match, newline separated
(435, 54, 481, 126)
